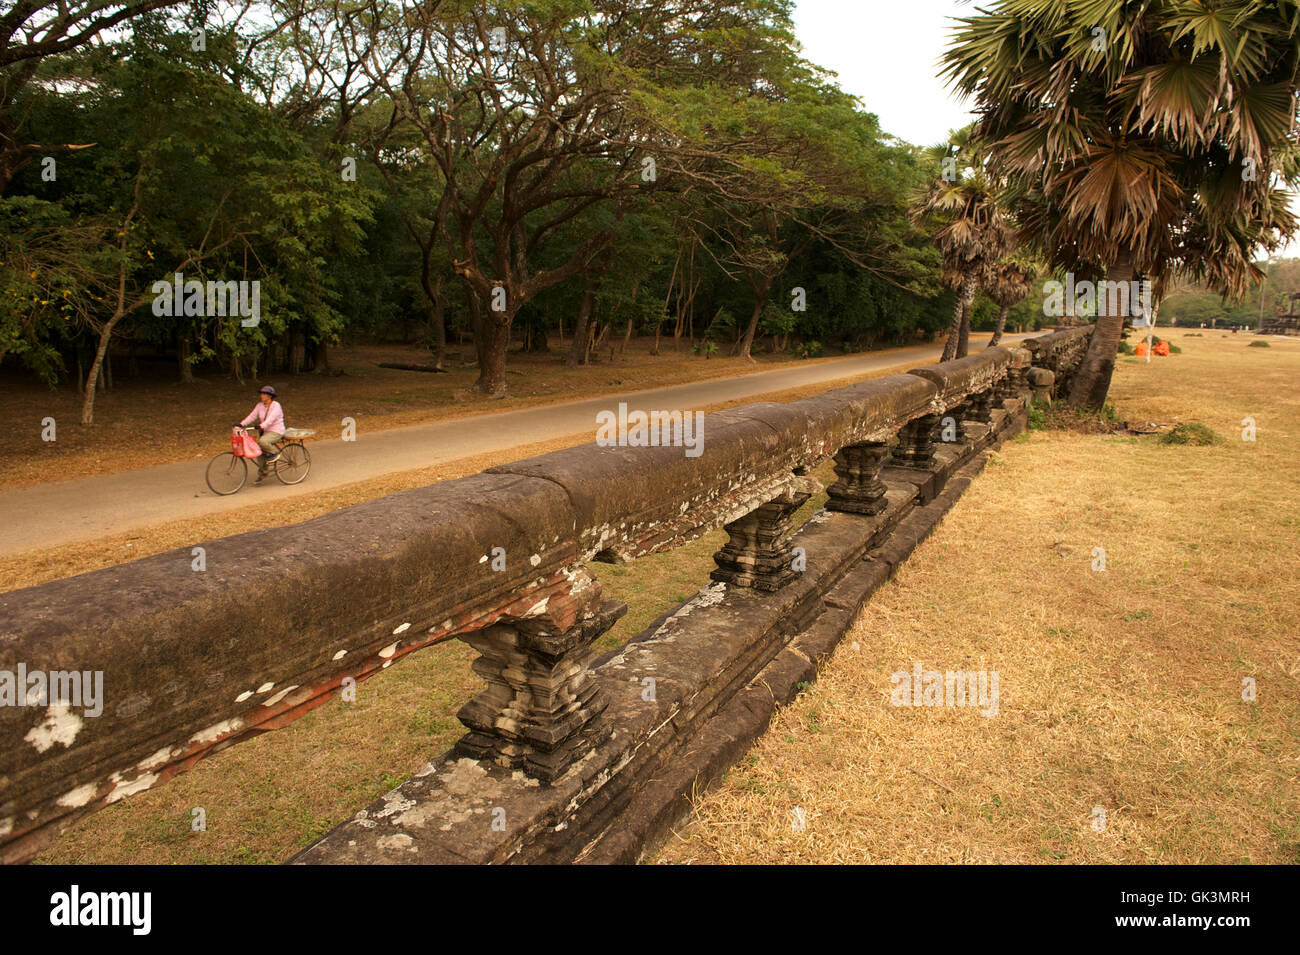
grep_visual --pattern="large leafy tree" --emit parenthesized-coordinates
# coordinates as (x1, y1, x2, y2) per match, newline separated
(362, 0, 840, 394)
(0, 0, 186, 192)
(944, 0, 1300, 406)
(6, 15, 375, 422)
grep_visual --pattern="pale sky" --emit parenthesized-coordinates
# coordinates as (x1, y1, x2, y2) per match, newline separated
(792, 0, 978, 147)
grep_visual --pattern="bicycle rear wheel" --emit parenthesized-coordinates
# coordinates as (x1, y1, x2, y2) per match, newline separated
(206, 452, 247, 495)
(275, 442, 311, 485)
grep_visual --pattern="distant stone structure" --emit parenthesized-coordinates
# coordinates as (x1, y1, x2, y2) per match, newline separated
(0, 327, 1094, 865)
(1261, 293, 1300, 336)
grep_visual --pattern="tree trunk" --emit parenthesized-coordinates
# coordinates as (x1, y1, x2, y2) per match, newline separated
(1068, 251, 1134, 408)
(567, 279, 595, 368)
(429, 275, 447, 370)
(735, 277, 772, 360)
(178, 334, 195, 383)
(464, 283, 489, 377)
(473, 304, 511, 397)
(526, 316, 551, 352)
(942, 274, 977, 362)
(990, 304, 1010, 347)
(956, 300, 972, 358)
(81, 313, 125, 426)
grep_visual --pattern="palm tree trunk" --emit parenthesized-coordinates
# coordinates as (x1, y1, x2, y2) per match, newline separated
(957, 300, 972, 358)
(942, 274, 977, 362)
(990, 304, 1010, 346)
(1068, 250, 1134, 408)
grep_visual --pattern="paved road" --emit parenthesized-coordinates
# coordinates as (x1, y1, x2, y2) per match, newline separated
(0, 334, 1025, 557)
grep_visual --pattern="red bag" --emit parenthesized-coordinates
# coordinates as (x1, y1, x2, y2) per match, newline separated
(232, 430, 262, 458)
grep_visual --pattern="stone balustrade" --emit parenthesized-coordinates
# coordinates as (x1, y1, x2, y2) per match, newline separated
(0, 326, 1094, 865)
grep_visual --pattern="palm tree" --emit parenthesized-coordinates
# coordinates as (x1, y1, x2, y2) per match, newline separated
(943, 0, 1300, 407)
(913, 130, 1015, 361)
(986, 260, 1037, 346)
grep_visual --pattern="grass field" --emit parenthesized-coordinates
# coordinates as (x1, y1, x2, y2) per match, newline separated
(654, 329, 1300, 864)
(32, 329, 1300, 864)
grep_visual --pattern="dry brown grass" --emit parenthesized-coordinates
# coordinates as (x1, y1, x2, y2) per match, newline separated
(655, 329, 1300, 864)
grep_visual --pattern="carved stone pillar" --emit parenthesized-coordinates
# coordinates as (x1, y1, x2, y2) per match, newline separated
(1027, 366, 1056, 404)
(711, 487, 811, 592)
(997, 353, 1031, 405)
(940, 404, 970, 444)
(968, 387, 996, 425)
(455, 599, 626, 783)
(826, 441, 889, 515)
(890, 412, 941, 468)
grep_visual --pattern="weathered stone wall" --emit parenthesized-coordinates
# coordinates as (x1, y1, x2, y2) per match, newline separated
(0, 327, 1094, 864)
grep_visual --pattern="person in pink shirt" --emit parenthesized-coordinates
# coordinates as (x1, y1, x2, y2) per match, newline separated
(238, 385, 287, 484)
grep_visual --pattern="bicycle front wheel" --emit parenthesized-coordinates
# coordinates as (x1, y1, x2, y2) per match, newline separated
(275, 442, 311, 485)
(206, 452, 247, 495)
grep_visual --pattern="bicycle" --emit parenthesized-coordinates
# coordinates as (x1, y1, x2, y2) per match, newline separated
(205, 426, 315, 495)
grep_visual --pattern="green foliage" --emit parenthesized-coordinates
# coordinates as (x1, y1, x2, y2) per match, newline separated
(759, 302, 795, 338)
(0, 2, 991, 406)
(1117, 339, 1136, 355)
(1037, 401, 1121, 434)
(0, 197, 104, 383)
(1160, 423, 1223, 446)
(1248, 340, 1271, 348)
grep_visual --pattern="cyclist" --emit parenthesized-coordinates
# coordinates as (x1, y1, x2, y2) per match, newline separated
(237, 385, 287, 484)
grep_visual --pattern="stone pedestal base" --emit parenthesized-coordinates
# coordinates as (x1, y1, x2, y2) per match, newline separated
(890, 412, 941, 468)
(711, 488, 811, 592)
(826, 442, 890, 516)
(456, 599, 627, 782)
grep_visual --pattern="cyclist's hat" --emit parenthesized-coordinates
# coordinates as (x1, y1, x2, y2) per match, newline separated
(259, 385, 277, 397)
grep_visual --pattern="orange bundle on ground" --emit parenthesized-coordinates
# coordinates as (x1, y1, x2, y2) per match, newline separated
(1135, 341, 1149, 356)
(1154, 340, 1170, 356)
